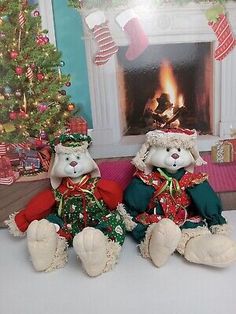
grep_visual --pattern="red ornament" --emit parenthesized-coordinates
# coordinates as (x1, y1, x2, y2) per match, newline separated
(37, 73, 44, 81)
(10, 50, 19, 59)
(18, 110, 27, 119)
(9, 112, 17, 120)
(43, 36, 49, 44)
(15, 66, 23, 75)
(65, 81, 71, 87)
(33, 10, 40, 17)
(37, 103, 48, 112)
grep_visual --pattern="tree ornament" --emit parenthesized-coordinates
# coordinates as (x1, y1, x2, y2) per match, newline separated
(10, 50, 19, 59)
(59, 90, 66, 96)
(26, 66, 34, 82)
(0, 31, 6, 39)
(4, 86, 12, 94)
(43, 36, 49, 44)
(36, 34, 49, 46)
(37, 103, 48, 112)
(15, 66, 23, 75)
(60, 60, 65, 67)
(65, 81, 71, 87)
(67, 103, 76, 111)
(18, 11, 26, 29)
(15, 90, 22, 97)
(23, 93, 27, 112)
(37, 73, 45, 81)
(39, 130, 48, 140)
(2, 122, 16, 133)
(33, 10, 40, 17)
(18, 110, 27, 119)
(9, 111, 17, 120)
(0, 16, 8, 25)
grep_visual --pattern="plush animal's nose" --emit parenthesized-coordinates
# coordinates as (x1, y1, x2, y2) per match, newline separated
(69, 161, 78, 167)
(171, 153, 179, 160)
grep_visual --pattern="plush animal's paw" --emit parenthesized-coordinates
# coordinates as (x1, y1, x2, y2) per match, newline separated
(184, 234, 236, 267)
(149, 218, 182, 267)
(73, 227, 108, 277)
(27, 219, 58, 271)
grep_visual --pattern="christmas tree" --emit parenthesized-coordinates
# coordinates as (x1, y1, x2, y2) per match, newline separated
(0, 0, 73, 144)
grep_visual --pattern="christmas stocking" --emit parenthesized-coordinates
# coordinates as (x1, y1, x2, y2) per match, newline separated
(206, 5, 236, 61)
(116, 9, 149, 61)
(85, 11, 118, 66)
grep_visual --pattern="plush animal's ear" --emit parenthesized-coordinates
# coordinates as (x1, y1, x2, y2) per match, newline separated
(184, 152, 196, 173)
(132, 142, 151, 173)
(85, 151, 101, 177)
(142, 147, 155, 175)
(49, 153, 62, 190)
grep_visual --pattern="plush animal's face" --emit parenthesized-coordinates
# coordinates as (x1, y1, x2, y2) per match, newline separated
(146, 146, 194, 173)
(52, 150, 97, 179)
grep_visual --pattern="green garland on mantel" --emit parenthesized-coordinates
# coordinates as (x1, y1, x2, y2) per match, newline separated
(68, 0, 235, 10)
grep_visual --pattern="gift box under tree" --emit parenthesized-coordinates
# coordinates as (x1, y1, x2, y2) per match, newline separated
(69, 116, 88, 134)
(224, 139, 236, 162)
(211, 141, 234, 163)
(0, 143, 19, 185)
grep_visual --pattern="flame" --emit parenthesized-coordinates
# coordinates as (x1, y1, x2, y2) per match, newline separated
(158, 59, 184, 107)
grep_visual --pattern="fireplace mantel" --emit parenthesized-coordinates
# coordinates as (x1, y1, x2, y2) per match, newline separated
(82, 2, 236, 158)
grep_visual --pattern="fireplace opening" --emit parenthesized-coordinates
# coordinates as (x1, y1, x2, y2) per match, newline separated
(117, 42, 213, 136)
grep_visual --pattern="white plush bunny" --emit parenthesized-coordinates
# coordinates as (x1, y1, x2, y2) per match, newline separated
(121, 128, 236, 268)
(5, 134, 125, 277)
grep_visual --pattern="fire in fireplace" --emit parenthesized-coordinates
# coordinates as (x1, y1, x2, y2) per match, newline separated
(117, 42, 213, 136)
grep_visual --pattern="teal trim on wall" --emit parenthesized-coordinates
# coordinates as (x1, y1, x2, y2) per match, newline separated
(52, 0, 92, 127)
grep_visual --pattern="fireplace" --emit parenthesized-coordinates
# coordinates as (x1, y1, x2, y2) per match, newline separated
(82, 2, 236, 158)
(117, 42, 212, 136)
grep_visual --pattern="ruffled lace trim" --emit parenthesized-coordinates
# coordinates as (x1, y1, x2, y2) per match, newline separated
(46, 236, 68, 272)
(4, 213, 25, 237)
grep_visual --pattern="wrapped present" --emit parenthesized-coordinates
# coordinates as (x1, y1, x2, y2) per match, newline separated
(0, 171, 19, 185)
(0, 156, 14, 177)
(24, 150, 41, 169)
(0, 155, 19, 185)
(38, 146, 51, 171)
(211, 141, 233, 163)
(223, 139, 236, 162)
(69, 116, 88, 134)
(8, 142, 30, 152)
(6, 152, 21, 166)
(0, 143, 7, 156)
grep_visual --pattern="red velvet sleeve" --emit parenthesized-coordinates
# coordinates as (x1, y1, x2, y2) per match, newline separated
(94, 179, 123, 210)
(15, 188, 56, 232)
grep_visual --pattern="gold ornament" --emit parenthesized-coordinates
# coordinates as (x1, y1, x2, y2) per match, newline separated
(67, 103, 75, 111)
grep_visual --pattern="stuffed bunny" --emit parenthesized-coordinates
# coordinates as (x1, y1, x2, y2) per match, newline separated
(120, 128, 236, 268)
(5, 133, 126, 277)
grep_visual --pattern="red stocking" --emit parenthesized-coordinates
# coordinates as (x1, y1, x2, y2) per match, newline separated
(208, 14, 236, 61)
(116, 9, 149, 61)
(85, 10, 118, 66)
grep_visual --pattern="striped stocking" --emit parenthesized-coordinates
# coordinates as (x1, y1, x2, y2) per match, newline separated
(85, 11, 118, 66)
(208, 13, 236, 61)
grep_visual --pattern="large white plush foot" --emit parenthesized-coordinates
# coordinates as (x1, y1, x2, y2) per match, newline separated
(149, 218, 182, 267)
(184, 234, 236, 267)
(73, 227, 108, 277)
(27, 219, 59, 271)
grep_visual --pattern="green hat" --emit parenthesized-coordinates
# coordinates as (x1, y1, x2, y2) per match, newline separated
(51, 133, 92, 151)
